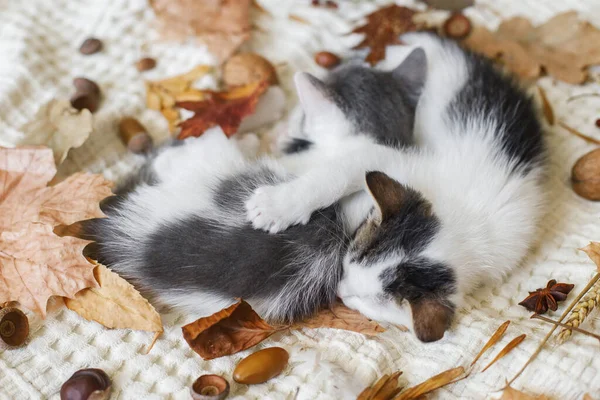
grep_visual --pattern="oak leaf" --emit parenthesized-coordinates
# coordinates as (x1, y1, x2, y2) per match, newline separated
(294, 302, 386, 336)
(182, 300, 277, 360)
(65, 261, 162, 333)
(500, 387, 549, 400)
(18, 100, 94, 164)
(352, 5, 417, 65)
(463, 12, 600, 83)
(177, 80, 269, 139)
(0, 147, 113, 316)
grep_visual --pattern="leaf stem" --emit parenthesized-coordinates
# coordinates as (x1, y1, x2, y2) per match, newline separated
(531, 314, 600, 342)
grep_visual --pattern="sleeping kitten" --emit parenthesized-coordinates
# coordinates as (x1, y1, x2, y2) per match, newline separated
(246, 33, 546, 341)
(84, 52, 426, 328)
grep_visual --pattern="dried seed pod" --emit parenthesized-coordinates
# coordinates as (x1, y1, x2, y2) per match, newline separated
(191, 375, 230, 400)
(0, 308, 29, 348)
(233, 347, 289, 384)
(572, 148, 600, 200)
(118, 117, 153, 154)
(136, 57, 157, 72)
(222, 53, 278, 87)
(60, 368, 111, 400)
(73, 78, 100, 96)
(315, 51, 341, 69)
(79, 38, 103, 55)
(443, 13, 472, 39)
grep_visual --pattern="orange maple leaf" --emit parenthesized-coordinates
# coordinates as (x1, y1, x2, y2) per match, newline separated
(177, 80, 268, 139)
(0, 147, 113, 316)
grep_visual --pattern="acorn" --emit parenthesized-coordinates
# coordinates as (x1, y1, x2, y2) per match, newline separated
(136, 57, 157, 72)
(233, 347, 289, 385)
(190, 375, 229, 400)
(60, 368, 111, 400)
(222, 53, 278, 87)
(572, 148, 600, 200)
(0, 308, 29, 348)
(118, 117, 153, 154)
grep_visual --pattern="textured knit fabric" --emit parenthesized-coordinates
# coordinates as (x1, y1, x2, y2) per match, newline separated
(1, 0, 600, 399)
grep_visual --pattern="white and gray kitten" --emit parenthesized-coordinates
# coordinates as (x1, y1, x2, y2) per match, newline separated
(247, 33, 546, 341)
(84, 51, 426, 329)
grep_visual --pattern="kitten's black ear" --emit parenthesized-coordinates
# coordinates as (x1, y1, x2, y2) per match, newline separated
(294, 72, 335, 118)
(365, 171, 407, 221)
(391, 48, 427, 104)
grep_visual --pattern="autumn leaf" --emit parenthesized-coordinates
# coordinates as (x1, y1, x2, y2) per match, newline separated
(65, 261, 162, 333)
(581, 242, 600, 273)
(500, 387, 550, 400)
(294, 302, 386, 336)
(463, 12, 600, 83)
(150, 0, 251, 62)
(18, 100, 93, 164)
(177, 80, 268, 139)
(352, 5, 417, 65)
(395, 366, 465, 400)
(0, 147, 113, 316)
(182, 300, 278, 360)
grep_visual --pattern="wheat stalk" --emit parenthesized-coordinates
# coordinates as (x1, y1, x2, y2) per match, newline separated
(557, 279, 600, 344)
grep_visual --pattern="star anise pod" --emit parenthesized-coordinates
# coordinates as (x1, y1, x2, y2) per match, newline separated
(518, 279, 574, 314)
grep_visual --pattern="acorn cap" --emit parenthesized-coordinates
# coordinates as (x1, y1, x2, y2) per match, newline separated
(0, 307, 29, 347)
(191, 375, 230, 400)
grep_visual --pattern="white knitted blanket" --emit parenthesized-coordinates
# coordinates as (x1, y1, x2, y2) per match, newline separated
(1, 0, 600, 399)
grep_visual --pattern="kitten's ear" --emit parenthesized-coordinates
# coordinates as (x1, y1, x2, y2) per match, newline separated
(391, 48, 427, 104)
(365, 171, 407, 221)
(410, 298, 454, 342)
(294, 72, 334, 118)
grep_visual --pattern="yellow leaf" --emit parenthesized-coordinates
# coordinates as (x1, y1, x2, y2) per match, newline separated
(65, 261, 163, 333)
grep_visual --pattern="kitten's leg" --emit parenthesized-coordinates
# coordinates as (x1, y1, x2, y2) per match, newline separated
(246, 145, 400, 233)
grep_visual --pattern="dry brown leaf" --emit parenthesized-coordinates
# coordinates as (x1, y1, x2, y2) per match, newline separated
(537, 87, 554, 126)
(146, 65, 212, 133)
(0, 147, 112, 316)
(470, 320, 510, 367)
(177, 80, 269, 139)
(357, 371, 404, 400)
(463, 12, 600, 83)
(500, 387, 550, 400)
(481, 334, 526, 372)
(18, 99, 93, 164)
(151, 0, 251, 62)
(182, 300, 278, 360)
(352, 5, 417, 65)
(581, 242, 600, 273)
(295, 302, 386, 336)
(394, 366, 465, 400)
(65, 261, 162, 333)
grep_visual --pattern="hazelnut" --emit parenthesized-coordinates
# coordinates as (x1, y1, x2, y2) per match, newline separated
(442, 13, 472, 39)
(314, 51, 341, 69)
(233, 347, 289, 385)
(136, 57, 157, 72)
(191, 375, 229, 400)
(79, 38, 103, 55)
(222, 53, 278, 87)
(572, 148, 600, 201)
(118, 117, 153, 154)
(0, 308, 29, 348)
(60, 369, 111, 400)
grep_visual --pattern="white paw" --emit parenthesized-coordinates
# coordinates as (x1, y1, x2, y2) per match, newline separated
(245, 185, 311, 233)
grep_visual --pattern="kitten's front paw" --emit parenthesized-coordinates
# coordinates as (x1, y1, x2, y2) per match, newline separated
(245, 185, 311, 233)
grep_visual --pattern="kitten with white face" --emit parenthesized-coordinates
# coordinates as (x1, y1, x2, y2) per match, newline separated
(247, 33, 546, 341)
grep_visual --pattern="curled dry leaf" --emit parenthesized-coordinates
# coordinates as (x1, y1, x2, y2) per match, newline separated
(177, 80, 269, 139)
(0, 147, 113, 316)
(182, 300, 278, 360)
(394, 366, 465, 400)
(294, 302, 386, 336)
(357, 371, 403, 400)
(481, 334, 526, 373)
(463, 12, 600, 83)
(501, 387, 550, 400)
(146, 65, 212, 132)
(352, 5, 417, 65)
(536, 87, 554, 126)
(470, 320, 510, 367)
(65, 261, 162, 334)
(18, 99, 93, 164)
(151, 0, 251, 62)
